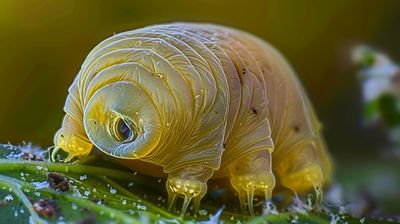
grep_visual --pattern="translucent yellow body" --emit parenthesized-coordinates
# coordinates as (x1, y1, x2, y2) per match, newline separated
(53, 23, 333, 215)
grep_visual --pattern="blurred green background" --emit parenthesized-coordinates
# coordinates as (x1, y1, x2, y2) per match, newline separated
(0, 1, 400, 162)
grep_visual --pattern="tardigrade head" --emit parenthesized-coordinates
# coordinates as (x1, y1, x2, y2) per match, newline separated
(83, 81, 162, 159)
(53, 115, 93, 162)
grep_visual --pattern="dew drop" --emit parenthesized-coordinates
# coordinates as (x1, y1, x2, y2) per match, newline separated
(71, 203, 78, 210)
(79, 175, 87, 181)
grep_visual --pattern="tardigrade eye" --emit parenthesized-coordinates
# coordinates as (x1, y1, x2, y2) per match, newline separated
(111, 117, 136, 143)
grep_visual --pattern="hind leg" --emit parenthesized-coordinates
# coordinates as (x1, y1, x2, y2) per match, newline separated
(274, 142, 326, 204)
(229, 150, 276, 215)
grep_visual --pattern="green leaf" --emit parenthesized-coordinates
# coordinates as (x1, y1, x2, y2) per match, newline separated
(0, 143, 394, 223)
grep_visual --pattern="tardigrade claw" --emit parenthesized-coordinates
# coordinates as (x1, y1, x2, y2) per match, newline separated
(231, 171, 275, 215)
(167, 177, 207, 215)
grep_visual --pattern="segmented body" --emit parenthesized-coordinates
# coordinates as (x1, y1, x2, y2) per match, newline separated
(55, 23, 332, 214)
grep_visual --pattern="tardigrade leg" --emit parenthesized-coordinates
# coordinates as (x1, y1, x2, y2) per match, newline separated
(229, 151, 276, 215)
(274, 142, 326, 204)
(166, 165, 213, 215)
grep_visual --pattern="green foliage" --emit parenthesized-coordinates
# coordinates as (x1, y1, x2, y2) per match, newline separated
(364, 98, 380, 123)
(378, 94, 400, 128)
(358, 50, 376, 68)
(363, 93, 400, 128)
(0, 144, 393, 223)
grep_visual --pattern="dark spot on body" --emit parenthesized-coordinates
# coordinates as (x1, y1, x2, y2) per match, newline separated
(60, 134, 64, 138)
(251, 107, 258, 115)
(242, 68, 246, 75)
(93, 121, 97, 125)
(223, 143, 226, 149)
(33, 199, 57, 218)
(48, 172, 69, 192)
(293, 125, 300, 132)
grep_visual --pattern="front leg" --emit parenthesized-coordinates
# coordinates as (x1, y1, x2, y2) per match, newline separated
(166, 164, 213, 215)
